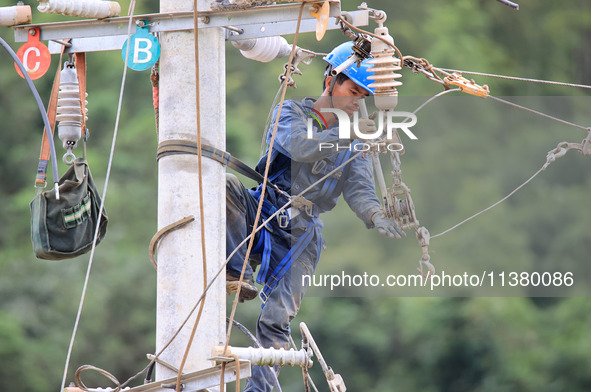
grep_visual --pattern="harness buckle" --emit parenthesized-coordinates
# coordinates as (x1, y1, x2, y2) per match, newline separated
(290, 195, 317, 218)
(277, 211, 289, 229)
(304, 204, 315, 218)
(259, 290, 269, 305)
(311, 160, 327, 175)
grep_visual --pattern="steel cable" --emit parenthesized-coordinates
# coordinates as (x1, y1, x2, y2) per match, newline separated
(65, 1, 137, 391)
(439, 67, 591, 90)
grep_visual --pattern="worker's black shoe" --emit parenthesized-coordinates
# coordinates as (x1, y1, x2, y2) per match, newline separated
(226, 274, 258, 302)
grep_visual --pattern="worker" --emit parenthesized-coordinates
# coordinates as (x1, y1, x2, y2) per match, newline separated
(225, 41, 405, 392)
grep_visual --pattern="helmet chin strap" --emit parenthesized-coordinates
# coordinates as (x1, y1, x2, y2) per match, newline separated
(328, 74, 338, 109)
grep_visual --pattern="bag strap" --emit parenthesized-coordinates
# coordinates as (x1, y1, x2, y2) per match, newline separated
(36, 48, 87, 186)
(76, 52, 87, 140)
(35, 49, 64, 186)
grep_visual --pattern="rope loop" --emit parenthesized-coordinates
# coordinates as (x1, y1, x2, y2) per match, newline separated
(75, 365, 122, 392)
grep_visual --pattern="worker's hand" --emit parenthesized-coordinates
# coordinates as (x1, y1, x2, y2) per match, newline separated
(350, 118, 378, 141)
(372, 211, 405, 239)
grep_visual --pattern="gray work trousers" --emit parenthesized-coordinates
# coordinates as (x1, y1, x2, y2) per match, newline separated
(226, 174, 319, 392)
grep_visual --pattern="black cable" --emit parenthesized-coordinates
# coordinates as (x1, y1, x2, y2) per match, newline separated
(0, 36, 60, 190)
(227, 317, 261, 348)
(144, 361, 155, 384)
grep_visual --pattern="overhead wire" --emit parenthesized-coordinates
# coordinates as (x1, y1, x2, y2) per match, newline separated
(408, 60, 591, 132)
(64, 1, 138, 392)
(419, 65, 591, 240)
(398, 58, 591, 241)
(439, 68, 591, 90)
(487, 95, 590, 131)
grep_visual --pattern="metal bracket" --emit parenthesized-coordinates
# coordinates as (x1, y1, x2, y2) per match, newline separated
(13, 5, 369, 54)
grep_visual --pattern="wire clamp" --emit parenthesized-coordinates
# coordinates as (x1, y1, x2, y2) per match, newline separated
(444, 72, 490, 97)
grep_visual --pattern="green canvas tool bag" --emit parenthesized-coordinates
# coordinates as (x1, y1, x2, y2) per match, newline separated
(30, 158, 108, 260)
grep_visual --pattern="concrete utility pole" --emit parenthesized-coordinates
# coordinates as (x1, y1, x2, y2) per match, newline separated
(10, 1, 369, 389)
(156, 0, 226, 380)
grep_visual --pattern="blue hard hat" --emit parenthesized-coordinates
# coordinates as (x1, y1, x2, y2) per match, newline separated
(323, 41, 375, 94)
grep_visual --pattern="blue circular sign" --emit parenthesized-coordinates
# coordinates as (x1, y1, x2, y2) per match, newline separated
(122, 23, 160, 71)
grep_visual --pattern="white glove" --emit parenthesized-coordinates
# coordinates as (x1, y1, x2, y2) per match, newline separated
(350, 118, 378, 141)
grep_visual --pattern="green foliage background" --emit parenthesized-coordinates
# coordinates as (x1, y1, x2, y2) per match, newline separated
(1, 0, 591, 391)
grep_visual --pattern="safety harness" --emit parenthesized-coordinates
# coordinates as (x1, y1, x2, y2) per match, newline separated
(249, 146, 352, 306)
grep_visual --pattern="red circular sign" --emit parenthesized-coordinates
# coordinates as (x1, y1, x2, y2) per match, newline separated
(15, 28, 51, 80)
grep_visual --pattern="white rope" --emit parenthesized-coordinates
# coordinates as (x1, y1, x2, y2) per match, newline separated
(431, 87, 591, 239)
(59, 2, 137, 391)
(431, 93, 589, 238)
(431, 165, 545, 239)
(439, 67, 591, 90)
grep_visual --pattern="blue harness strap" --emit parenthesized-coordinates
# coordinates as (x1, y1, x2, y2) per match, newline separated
(317, 148, 351, 200)
(248, 187, 284, 286)
(247, 186, 322, 307)
(259, 219, 321, 306)
(252, 224, 272, 284)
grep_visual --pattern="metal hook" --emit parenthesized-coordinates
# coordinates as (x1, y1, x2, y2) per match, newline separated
(418, 256, 435, 279)
(63, 149, 76, 165)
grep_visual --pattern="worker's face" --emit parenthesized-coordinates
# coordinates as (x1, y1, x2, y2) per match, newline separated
(326, 77, 370, 117)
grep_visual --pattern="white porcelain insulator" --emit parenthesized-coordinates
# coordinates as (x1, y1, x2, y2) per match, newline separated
(56, 65, 83, 150)
(367, 26, 402, 110)
(0, 5, 32, 26)
(37, 0, 121, 19)
(213, 346, 312, 368)
(238, 36, 291, 63)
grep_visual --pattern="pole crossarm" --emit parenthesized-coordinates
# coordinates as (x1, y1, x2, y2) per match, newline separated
(124, 360, 250, 392)
(13, 4, 368, 54)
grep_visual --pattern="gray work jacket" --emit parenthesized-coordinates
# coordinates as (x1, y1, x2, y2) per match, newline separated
(255, 98, 383, 230)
